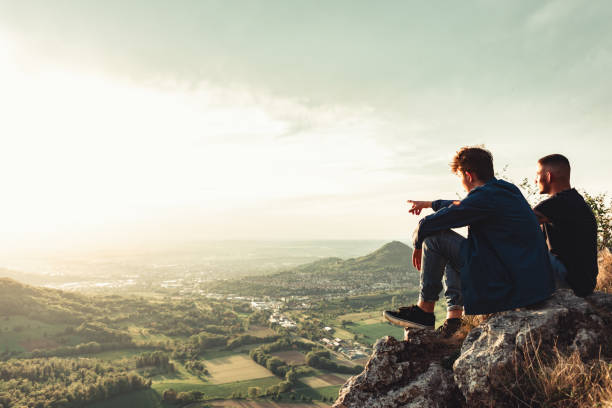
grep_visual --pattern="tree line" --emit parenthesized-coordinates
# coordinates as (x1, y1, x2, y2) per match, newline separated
(305, 350, 362, 374)
(0, 357, 150, 408)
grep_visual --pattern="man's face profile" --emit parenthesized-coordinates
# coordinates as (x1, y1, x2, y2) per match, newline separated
(536, 163, 550, 194)
(457, 169, 472, 192)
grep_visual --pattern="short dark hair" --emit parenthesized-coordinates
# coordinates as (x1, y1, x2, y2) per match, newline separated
(538, 154, 570, 171)
(538, 154, 571, 181)
(450, 146, 494, 182)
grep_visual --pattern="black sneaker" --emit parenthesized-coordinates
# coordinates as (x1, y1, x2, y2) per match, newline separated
(383, 305, 435, 329)
(436, 318, 463, 338)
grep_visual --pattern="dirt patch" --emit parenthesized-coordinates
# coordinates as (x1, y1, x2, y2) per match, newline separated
(301, 377, 330, 388)
(318, 373, 348, 385)
(333, 358, 358, 368)
(271, 350, 306, 365)
(20, 338, 60, 351)
(302, 373, 348, 388)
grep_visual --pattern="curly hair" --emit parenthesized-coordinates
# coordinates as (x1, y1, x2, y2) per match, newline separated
(450, 146, 494, 182)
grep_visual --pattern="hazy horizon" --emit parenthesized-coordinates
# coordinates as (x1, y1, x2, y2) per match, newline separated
(1, 0, 611, 253)
(0, 239, 394, 289)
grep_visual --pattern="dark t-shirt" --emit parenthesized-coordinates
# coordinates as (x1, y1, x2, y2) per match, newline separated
(534, 188, 598, 296)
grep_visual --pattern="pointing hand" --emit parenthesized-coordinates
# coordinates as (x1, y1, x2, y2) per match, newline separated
(407, 200, 432, 215)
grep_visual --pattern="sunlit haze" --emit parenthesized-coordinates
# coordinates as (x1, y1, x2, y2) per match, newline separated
(1, 1, 611, 253)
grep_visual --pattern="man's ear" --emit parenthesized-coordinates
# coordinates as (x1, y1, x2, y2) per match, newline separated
(546, 170, 552, 184)
(465, 171, 474, 184)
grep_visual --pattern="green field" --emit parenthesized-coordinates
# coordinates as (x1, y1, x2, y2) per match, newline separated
(334, 311, 380, 323)
(328, 327, 354, 341)
(200, 348, 249, 359)
(333, 301, 449, 345)
(152, 376, 282, 399)
(88, 377, 337, 407)
(83, 348, 284, 405)
(349, 322, 404, 344)
(293, 384, 343, 401)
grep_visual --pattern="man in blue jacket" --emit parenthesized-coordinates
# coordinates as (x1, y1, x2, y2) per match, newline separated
(384, 146, 555, 337)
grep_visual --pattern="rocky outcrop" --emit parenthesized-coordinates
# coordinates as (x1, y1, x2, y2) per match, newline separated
(333, 331, 463, 408)
(454, 289, 612, 406)
(333, 289, 612, 408)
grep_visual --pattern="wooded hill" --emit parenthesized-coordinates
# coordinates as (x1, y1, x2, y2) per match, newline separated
(0, 277, 157, 326)
(0, 278, 249, 361)
(208, 241, 419, 296)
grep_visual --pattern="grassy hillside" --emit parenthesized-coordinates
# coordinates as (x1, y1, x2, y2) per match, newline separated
(0, 277, 249, 360)
(0, 277, 98, 323)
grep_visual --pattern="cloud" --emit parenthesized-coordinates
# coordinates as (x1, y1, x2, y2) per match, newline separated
(1, 2, 611, 250)
(526, 0, 581, 30)
(0, 36, 419, 248)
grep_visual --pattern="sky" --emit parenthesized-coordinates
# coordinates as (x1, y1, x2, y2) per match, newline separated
(0, 0, 611, 253)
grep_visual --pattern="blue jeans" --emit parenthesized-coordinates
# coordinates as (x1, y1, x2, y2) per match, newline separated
(549, 252, 569, 289)
(419, 230, 466, 311)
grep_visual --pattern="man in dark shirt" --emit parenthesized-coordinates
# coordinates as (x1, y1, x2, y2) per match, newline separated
(384, 147, 554, 337)
(533, 154, 598, 297)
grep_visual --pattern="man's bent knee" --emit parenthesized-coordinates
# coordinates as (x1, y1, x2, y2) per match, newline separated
(422, 230, 454, 251)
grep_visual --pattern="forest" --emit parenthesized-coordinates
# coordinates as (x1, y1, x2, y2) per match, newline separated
(0, 358, 150, 407)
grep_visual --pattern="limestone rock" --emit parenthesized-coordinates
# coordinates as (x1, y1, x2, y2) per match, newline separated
(332, 289, 612, 408)
(453, 289, 612, 407)
(333, 332, 462, 408)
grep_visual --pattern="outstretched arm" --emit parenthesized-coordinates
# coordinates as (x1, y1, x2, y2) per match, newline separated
(408, 199, 467, 271)
(406, 200, 461, 215)
(412, 191, 492, 251)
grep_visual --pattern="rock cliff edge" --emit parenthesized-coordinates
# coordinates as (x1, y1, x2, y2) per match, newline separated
(333, 289, 612, 408)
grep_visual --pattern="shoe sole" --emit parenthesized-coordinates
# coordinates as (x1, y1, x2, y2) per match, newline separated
(382, 311, 434, 329)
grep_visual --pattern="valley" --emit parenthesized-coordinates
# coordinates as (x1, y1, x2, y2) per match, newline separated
(0, 241, 447, 407)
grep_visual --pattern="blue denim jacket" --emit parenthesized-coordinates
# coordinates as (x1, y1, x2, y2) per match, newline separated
(413, 178, 554, 314)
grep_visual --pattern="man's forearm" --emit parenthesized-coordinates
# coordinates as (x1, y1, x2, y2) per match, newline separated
(412, 195, 487, 249)
(431, 200, 460, 212)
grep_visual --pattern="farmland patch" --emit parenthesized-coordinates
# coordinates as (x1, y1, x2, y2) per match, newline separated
(328, 327, 353, 341)
(349, 322, 404, 344)
(248, 326, 276, 337)
(206, 354, 275, 384)
(301, 373, 347, 388)
(270, 350, 306, 365)
(205, 400, 330, 407)
(151, 376, 281, 400)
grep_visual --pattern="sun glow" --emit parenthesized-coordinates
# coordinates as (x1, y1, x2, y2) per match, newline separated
(0, 35, 401, 251)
